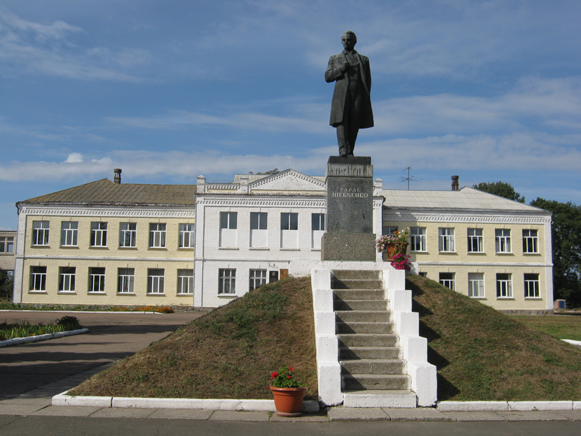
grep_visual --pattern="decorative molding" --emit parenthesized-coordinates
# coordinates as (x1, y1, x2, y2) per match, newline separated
(249, 169, 325, 189)
(21, 255, 194, 263)
(197, 197, 327, 208)
(383, 211, 551, 224)
(417, 261, 552, 268)
(19, 206, 195, 218)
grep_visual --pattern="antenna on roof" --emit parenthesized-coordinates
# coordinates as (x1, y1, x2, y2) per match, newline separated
(400, 165, 419, 190)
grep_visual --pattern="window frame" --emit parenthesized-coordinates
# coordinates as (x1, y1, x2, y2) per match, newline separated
(468, 272, 485, 298)
(178, 224, 195, 249)
(495, 229, 512, 253)
(147, 268, 165, 294)
(467, 228, 484, 253)
(218, 268, 236, 294)
(0, 236, 14, 253)
(439, 272, 455, 290)
(410, 227, 427, 252)
(119, 222, 137, 248)
(90, 222, 108, 247)
(149, 223, 167, 248)
(117, 268, 135, 294)
(522, 229, 539, 254)
(88, 267, 106, 293)
(30, 266, 47, 292)
(249, 269, 267, 291)
(177, 269, 194, 294)
(32, 221, 50, 246)
(496, 273, 513, 298)
(61, 221, 78, 247)
(524, 273, 540, 298)
(220, 212, 237, 230)
(58, 266, 76, 293)
(439, 228, 455, 253)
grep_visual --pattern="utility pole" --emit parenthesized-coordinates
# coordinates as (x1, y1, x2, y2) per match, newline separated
(401, 165, 413, 190)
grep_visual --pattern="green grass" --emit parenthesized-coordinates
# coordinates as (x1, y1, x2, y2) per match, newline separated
(0, 316, 81, 340)
(510, 315, 581, 341)
(408, 274, 581, 401)
(70, 276, 318, 400)
(0, 302, 174, 313)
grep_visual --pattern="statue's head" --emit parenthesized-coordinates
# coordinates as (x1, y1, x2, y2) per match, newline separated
(341, 31, 357, 50)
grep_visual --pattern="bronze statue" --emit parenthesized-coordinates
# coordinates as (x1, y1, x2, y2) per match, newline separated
(325, 31, 374, 157)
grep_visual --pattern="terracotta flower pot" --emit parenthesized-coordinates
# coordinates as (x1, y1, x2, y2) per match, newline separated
(382, 242, 409, 261)
(269, 386, 308, 417)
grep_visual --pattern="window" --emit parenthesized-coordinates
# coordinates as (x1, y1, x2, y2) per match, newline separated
(32, 221, 50, 246)
(249, 269, 267, 291)
(496, 273, 512, 298)
(118, 268, 135, 294)
(218, 269, 236, 294)
(439, 272, 455, 290)
(439, 228, 455, 252)
(88, 267, 106, 293)
(468, 273, 485, 298)
(219, 212, 237, 248)
(524, 273, 540, 298)
(410, 227, 427, 252)
(523, 230, 538, 253)
(177, 269, 194, 294)
(250, 212, 267, 248)
(90, 222, 108, 247)
(179, 224, 195, 248)
(149, 223, 166, 248)
(61, 222, 78, 246)
(0, 236, 14, 253)
(495, 229, 511, 253)
(147, 269, 165, 294)
(281, 212, 298, 249)
(30, 266, 46, 291)
(419, 272, 427, 278)
(59, 267, 76, 292)
(382, 226, 398, 236)
(119, 223, 137, 247)
(312, 213, 325, 250)
(467, 229, 483, 253)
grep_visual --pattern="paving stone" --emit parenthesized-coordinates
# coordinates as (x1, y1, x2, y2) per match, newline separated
(0, 404, 47, 416)
(148, 409, 213, 420)
(270, 412, 329, 422)
(328, 407, 389, 421)
(383, 408, 447, 421)
(0, 398, 51, 407)
(209, 411, 270, 422)
(30, 406, 102, 417)
(552, 411, 581, 420)
(497, 411, 569, 421)
(90, 408, 156, 419)
(442, 412, 507, 421)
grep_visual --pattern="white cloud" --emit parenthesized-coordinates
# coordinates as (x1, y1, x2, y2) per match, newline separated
(64, 152, 83, 163)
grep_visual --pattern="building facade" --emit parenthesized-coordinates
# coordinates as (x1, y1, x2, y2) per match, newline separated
(13, 169, 553, 311)
(0, 230, 16, 275)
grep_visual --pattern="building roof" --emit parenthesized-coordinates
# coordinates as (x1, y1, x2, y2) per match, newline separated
(19, 179, 196, 206)
(383, 187, 548, 214)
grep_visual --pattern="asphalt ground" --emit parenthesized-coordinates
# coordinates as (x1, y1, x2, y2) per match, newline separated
(0, 310, 205, 399)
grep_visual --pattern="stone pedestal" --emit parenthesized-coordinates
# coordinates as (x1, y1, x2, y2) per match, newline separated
(322, 156, 376, 261)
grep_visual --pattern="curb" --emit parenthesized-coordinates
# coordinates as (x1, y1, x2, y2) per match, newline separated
(52, 391, 320, 413)
(0, 328, 89, 348)
(0, 310, 164, 314)
(437, 400, 581, 411)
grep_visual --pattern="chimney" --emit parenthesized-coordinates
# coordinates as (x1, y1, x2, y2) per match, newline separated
(114, 168, 122, 184)
(451, 175, 459, 191)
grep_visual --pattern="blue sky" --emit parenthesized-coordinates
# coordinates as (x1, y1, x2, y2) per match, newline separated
(1, 0, 581, 229)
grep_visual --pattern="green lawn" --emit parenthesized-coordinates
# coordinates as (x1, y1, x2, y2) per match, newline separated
(510, 315, 581, 341)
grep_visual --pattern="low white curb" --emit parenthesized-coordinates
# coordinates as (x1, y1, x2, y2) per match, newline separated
(52, 391, 319, 412)
(562, 339, 581, 347)
(0, 328, 89, 348)
(437, 401, 576, 411)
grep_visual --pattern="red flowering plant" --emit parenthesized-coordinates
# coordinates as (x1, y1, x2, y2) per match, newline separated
(391, 253, 412, 271)
(270, 366, 305, 388)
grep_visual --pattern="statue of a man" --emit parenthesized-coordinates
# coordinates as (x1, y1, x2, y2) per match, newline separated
(325, 31, 374, 157)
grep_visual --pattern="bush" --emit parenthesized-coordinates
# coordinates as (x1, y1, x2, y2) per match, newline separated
(56, 316, 81, 330)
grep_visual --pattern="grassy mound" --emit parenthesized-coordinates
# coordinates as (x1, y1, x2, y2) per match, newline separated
(70, 276, 317, 400)
(408, 274, 581, 401)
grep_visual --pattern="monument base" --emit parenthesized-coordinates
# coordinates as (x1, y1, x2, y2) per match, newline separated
(321, 233, 377, 262)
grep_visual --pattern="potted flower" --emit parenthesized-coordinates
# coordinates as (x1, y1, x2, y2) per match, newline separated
(375, 228, 410, 261)
(269, 366, 307, 417)
(391, 253, 412, 271)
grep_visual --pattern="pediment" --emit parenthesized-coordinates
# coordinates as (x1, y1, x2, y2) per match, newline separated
(249, 169, 325, 193)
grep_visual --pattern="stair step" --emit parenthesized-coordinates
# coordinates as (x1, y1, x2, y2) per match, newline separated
(336, 322, 393, 334)
(341, 359, 405, 375)
(343, 390, 417, 408)
(332, 279, 383, 289)
(338, 334, 398, 348)
(339, 346, 401, 360)
(343, 374, 410, 390)
(333, 290, 384, 300)
(336, 310, 390, 323)
(334, 299, 387, 311)
(332, 270, 381, 280)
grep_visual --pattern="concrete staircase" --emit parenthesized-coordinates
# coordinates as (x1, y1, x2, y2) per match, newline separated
(332, 270, 417, 408)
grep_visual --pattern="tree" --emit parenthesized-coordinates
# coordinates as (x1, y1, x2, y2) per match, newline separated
(530, 198, 581, 307)
(472, 181, 525, 203)
(0, 270, 13, 301)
